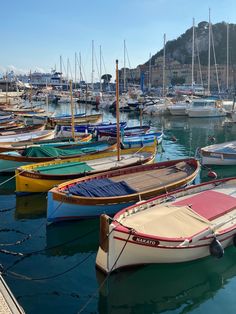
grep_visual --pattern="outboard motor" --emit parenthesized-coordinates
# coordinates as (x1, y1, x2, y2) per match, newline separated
(209, 238, 224, 258)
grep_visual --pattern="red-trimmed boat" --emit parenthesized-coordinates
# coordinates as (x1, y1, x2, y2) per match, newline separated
(96, 177, 236, 274)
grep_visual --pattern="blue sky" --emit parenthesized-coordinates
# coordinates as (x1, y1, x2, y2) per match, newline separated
(1, 0, 235, 81)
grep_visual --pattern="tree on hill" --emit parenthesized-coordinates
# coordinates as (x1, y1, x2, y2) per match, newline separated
(101, 74, 112, 83)
(144, 21, 236, 67)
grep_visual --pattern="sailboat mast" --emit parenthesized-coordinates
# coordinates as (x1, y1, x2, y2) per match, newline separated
(191, 18, 195, 95)
(67, 58, 69, 91)
(226, 23, 229, 91)
(79, 52, 82, 83)
(5, 72, 8, 105)
(100, 45, 102, 92)
(75, 52, 77, 89)
(92, 40, 94, 91)
(29, 70, 32, 108)
(148, 53, 152, 92)
(207, 8, 211, 94)
(60, 55, 62, 89)
(116, 60, 121, 161)
(163, 33, 166, 98)
(124, 40, 126, 92)
(70, 80, 75, 140)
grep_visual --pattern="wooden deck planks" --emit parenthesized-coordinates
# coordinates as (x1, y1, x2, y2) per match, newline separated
(111, 163, 192, 191)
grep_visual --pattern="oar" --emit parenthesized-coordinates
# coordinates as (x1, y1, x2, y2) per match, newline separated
(179, 213, 236, 247)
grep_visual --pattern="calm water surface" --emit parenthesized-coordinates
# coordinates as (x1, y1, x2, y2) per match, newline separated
(1, 103, 236, 313)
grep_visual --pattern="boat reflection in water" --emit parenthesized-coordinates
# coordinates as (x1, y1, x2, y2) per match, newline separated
(46, 219, 100, 256)
(15, 194, 47, 220)
(97, 247, 236, 313)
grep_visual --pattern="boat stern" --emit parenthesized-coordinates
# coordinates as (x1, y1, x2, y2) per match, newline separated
(96, 214, 115, 274)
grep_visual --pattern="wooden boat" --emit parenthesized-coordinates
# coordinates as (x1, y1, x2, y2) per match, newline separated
(121, 130, 164, 148)
(0, 114, 13, 124)
(200, 141, 236, 165)
(0, 123, 46, 135)
(0, 133, 92, 152)
(49, 113, 103, 127)
(98, 125, 150, 137)
(46, 158, 199, 223)
(0, 121, 24, 130)
(0, 136, 116, 172)
(15, 144, 156, 195)
(56, 121, 127, 137)
(16, 112, 53, 125)
(0, 129, 56, 146)
(96, 177, 236, 274)
(2, 106, 45, 114)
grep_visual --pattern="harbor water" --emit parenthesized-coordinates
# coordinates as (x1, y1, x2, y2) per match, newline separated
(1, 103, 236, 313)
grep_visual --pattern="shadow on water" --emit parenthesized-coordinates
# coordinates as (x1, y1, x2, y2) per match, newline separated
(46, 218, 100, 256)
(97, 247, 236, 314)
(15, 194, 47, 220)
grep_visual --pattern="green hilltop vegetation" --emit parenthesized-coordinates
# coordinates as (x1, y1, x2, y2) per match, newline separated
(146, 21, 236, 67)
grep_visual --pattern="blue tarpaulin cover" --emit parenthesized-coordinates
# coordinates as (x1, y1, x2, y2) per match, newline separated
(67, 178, 137, 197)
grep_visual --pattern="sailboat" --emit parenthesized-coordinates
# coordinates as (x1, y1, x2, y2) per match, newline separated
(15, 61, 157, 194)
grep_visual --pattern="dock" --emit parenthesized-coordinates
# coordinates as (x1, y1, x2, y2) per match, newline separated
(0, 275, 25, 313)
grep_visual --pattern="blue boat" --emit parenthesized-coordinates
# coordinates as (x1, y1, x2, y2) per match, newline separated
(57, 121, 127, 134)
(98, 125, 151, 137)
(121, 129, 164, 148)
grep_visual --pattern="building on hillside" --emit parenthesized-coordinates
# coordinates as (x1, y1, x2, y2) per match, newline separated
(120, 56, 236, 93)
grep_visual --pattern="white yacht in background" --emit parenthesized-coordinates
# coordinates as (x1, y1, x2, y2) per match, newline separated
(142, 98, 171, 115)
(168, 99, 191, 116)
(186, 99, 227, 118)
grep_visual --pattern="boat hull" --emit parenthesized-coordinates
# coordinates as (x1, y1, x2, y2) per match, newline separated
(46, 158, 199, 223)
(96, 177, 236, 273)
(96, 228, 234, 274)
(201, 154, 236, 165)
(47, 192, 134, 223)
(187, 109, 226, 118)
(15, 145, 156, 194)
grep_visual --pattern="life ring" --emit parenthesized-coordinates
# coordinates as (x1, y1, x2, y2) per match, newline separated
(209, 238, 224, 258)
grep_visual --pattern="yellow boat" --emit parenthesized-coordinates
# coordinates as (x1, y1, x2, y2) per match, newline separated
(49, 113, 103, 126)
(15, 144, 156, 195)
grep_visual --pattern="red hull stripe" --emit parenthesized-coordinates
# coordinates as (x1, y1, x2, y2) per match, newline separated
(113, 233, 233, 249)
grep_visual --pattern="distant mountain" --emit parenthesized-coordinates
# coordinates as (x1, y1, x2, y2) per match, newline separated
(145, 21, 236, 67)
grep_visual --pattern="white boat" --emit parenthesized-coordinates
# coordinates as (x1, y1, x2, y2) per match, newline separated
(200, 140, 236, 165)
(96, 177, 236, 274)
(143, 102, 170, 116)
(168, 101, 191, 116)
(230, 110, 236, 122)
(0, 129, 56, 145)
(186, 99, 226, 118)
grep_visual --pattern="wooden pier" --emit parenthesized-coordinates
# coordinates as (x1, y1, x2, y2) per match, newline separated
(0, 275, 25, 313)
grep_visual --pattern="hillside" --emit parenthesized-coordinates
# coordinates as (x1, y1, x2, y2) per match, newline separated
(146, 21, 236, 67)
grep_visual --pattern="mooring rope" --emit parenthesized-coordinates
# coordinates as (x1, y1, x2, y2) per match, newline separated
(0, 169, 25, 186)
(77, 227, 134, 313)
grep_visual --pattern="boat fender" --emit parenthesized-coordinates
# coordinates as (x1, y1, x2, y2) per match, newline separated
(208, 170, 217, 179)
(209, 238, 224, 258)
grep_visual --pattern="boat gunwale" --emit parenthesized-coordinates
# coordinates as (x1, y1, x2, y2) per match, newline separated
(48, 158, 200, 205)
(16, 152, 156, 182)
(110, 177, 236, 240)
